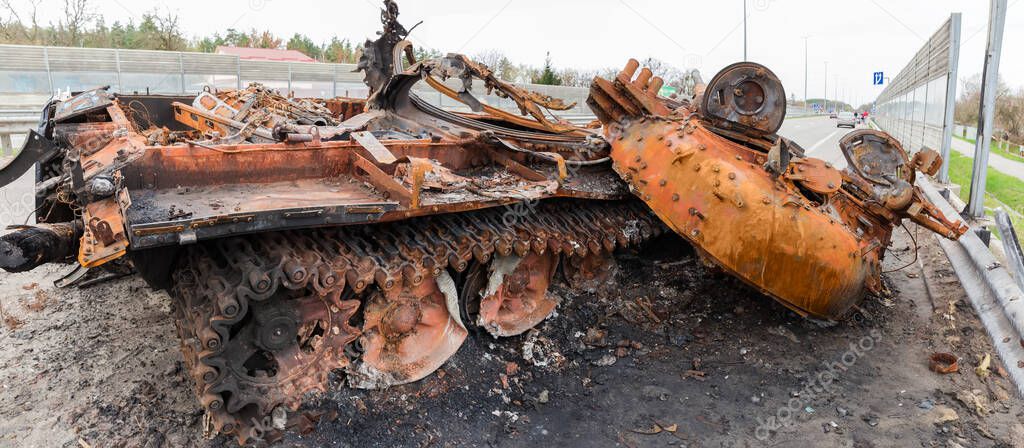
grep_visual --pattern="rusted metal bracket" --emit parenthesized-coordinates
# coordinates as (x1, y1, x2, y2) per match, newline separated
(173, 102, 277, 143)
(352, 153, 413, 207)
(486, 147, 548, 182)
(784, 158, 841, 194)
(405, 157, 432, 209)
(79, 191, 129, 268)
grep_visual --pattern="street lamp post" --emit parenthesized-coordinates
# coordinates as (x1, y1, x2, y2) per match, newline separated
(803, 36, 809, 107)
(743, 0, 748, 61)
(834, 75, 839, 111)
(824, 61, 828, 113)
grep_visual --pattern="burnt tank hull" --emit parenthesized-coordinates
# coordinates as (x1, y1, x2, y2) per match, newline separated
(0, 1, 968, 444)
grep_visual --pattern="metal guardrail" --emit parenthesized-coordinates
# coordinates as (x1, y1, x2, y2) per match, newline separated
(995, 210, 1024, 292)
(0, 43, 596, 116)
(919, 178, 1024, 397)
(0, 42, 601, 152)
(0, 115, 36, 156)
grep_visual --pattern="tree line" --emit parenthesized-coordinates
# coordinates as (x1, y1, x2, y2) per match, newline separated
(955, 74, 1024, 144)
(0, 0, 367, 63)
(0, 0, 701, 89)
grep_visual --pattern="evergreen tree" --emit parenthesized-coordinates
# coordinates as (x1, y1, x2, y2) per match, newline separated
(532, 52, 562, 86)
(287, 33, 322, 60)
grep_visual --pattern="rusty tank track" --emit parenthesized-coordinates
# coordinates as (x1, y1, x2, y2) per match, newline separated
(169, 199, 662, 443)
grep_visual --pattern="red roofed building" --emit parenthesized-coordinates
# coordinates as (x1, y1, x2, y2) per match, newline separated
(215, 46, 316, 63)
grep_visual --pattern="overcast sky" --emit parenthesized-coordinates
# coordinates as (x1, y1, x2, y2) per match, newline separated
(21, 0, 1024, 106)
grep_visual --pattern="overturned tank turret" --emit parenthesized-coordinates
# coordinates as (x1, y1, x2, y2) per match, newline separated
(589, 59, 967, 319)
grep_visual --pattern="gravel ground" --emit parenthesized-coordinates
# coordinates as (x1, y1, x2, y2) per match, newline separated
(1, 229, 1023, 448)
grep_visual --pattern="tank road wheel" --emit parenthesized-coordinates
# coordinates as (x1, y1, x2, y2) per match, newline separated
(469, 251, 559, 337)
(563, 252, 618, 293)
(172, 258, 360, 445)
(349, 279, 468, 389)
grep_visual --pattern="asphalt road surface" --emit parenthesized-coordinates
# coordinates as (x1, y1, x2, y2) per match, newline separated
(0, 135, 34, 233)
(778, 115, 868, 169)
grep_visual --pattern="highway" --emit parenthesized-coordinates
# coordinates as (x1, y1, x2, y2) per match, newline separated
(778, 115, 869, 169)
(0, 135, 33, 233)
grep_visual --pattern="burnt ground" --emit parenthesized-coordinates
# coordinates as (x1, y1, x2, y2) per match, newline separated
(1, 228, 1023, 448)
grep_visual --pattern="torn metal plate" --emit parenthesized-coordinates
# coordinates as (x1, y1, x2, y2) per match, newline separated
(352, 131, 398, 164)
(54, 88, 113, 122)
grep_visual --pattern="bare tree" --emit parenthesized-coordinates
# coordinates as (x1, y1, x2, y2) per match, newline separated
(955, 74, 1010, 128)
(472, 49, 519, 82)
(996, 87, 1024, 142)
(472, 50, 502, 70)
(149, 9, 186, 51)
(558, 68, 587, 87)
(59, 0, 94, 46)
(0, 0, 41, 43)
(641, 57, 685, 89)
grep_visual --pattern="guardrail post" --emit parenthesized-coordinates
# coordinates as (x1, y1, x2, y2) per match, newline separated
(178, 52, 186, 93)
(1, 134, 12, 156)
(938, 14, 962, 183)
(114, 48, 123, 94)
(42, 46, 53, 93)
(995, 210, 1024, 292)
(287, 63, 293, 95)
(966, 0, 1008, 219)
(236, 57, 242, 90)
(917, 37, 933, 155)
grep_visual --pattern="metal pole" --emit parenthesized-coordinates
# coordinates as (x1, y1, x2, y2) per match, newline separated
(236, 57, 242, 90)
(803, 36, 808, 107)
(917, 37, 934, 154)
(834, 76, 839, 110)
(824, 61, 828, 113)
(178, 52, 186, 93)
(287, 63, 293, 95)
(995, 209, 1024, 292)
(114, 49, 122, 94)
(966, 0, 1007, 219)
(743, 0, 748, 61)
(332, 64, 338, 98)
(938, 13, 962, 184)
(42, 46, 53, 93)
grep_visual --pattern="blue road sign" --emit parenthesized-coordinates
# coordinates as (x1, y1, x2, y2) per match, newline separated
(873, 72, 884, 85)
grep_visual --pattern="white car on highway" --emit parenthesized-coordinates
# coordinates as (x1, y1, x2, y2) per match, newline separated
(837, 112, 857, 128)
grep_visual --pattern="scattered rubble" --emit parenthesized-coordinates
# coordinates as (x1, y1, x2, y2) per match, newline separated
(0, 229, 1022, 447)
(931, 352, 961, 373)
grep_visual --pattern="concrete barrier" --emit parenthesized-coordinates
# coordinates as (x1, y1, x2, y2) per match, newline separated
(919, 177, 1024, 397)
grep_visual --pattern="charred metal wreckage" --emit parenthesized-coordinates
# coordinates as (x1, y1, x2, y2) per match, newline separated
(0, 1, 966, 444)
